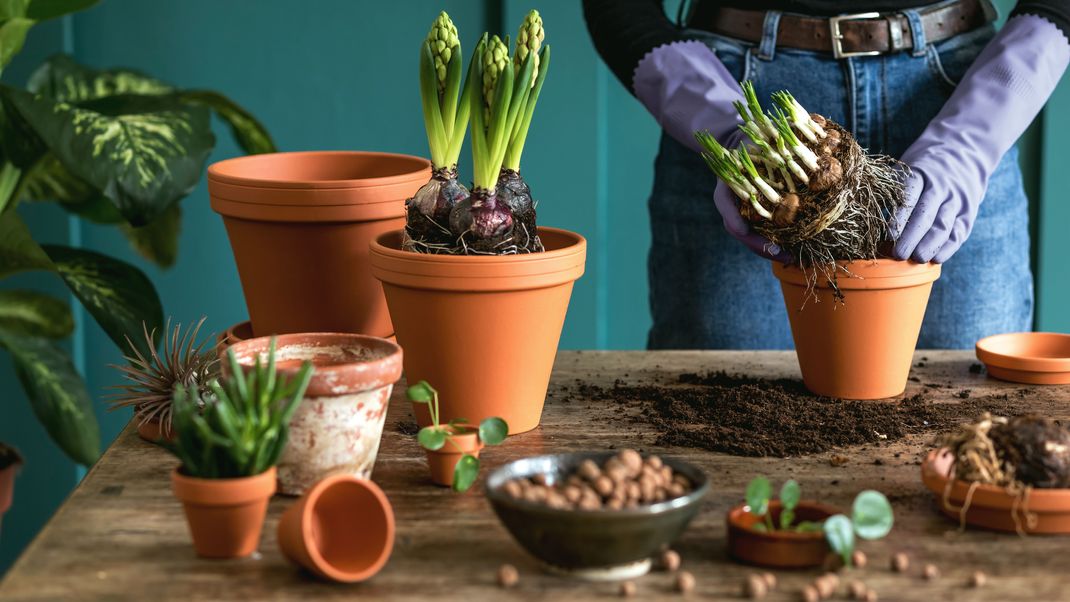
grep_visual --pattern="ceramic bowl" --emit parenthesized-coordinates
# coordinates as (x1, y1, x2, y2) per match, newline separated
(975, 332, 1070, 385)
(921, 448, 1070, 534)
(485, 451, 709, 581)
(726, 500, 838, 568)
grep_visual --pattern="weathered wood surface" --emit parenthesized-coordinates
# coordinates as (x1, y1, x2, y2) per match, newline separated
(2, 350, 1069, 601)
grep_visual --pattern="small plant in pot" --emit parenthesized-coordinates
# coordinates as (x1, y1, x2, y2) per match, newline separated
(727, 477, 893, 569)
(107, 317, 218, 443)
(167, 339, 312, 558)
(407, 380, 507, 492)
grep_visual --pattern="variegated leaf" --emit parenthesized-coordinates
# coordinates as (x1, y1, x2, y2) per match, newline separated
(27, 53, 172, 102)
(0, 17, 33, 68)
(43, 244, 163, 357)
(120, 201, 180, 267)
(0, 327, 100, 465)
(0, 0, 30, 20)
(0, 206, 54, 277)
(179, 90, 276, 155)
(0, 289, 73, 338)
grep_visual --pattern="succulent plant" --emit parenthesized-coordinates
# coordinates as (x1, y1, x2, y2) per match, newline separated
(108, 317, 218, 436)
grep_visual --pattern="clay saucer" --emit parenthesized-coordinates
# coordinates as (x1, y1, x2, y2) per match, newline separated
(975, 332, 1070, 385)
(726, 500, 839, 568)
(921, 448, 1070, 534)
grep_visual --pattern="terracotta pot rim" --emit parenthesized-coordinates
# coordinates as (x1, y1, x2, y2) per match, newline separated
(208, 151, 431, 192)
(372, 227, 585, 266)
(773, 258, 941, 290)
(976, 332, 1070, 374)
(171, 466, 277, 506)
(298, 474, 395, 582)
(424, 426, 483, 456)
(726, 500, 840, 541)
(921, 448, 1070, 511)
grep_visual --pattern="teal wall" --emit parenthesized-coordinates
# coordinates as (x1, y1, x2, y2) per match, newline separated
(1, 0, 1066, 575)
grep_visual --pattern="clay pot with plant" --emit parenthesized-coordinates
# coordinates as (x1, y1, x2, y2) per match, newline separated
(407, 380, 507, 492)
(696, 82, 939, 400)
(0, 442, 23, 535)
(727, 477, 893, 569)
(167, 339, 312, 558)
(108, 318, 218, 444)
(371, 11, 585, 434)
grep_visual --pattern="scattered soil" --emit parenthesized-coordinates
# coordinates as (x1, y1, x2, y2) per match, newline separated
(570, 372, 1026, 457)
(0, 442, 22, 470)
(394, 420, 420, 436)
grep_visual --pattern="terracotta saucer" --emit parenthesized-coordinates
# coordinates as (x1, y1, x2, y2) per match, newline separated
(975, 332, 1070, 385)
(920, 448, 1070, 534)
(726, 500, 839, 568)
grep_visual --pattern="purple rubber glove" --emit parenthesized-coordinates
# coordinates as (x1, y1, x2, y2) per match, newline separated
(893, 15, 1070, 263)
(633, 40, 790, 261)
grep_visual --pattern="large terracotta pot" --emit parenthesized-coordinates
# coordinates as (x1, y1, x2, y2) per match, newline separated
(171, 466, 276, 558)
(773, 259, 940, 399)
(370, 228, 586, 434)
(226, 333, 403, 495)
(208, 151, 431, 338)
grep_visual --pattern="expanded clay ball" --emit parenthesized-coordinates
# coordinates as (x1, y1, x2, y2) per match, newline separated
(851, 550, 867, 568)
(578, 459, 601, 481)
(848, 580, 867, 600)
(814, 576, 835, 599)
(864, 590, 878, 602)
(761, 572, 777, 590)
(970, 571, 987, 588)
(619, 580, 637, 597)
(744, 574, 768, 599)
(891, 552, 910, 573)
(801, 585, 820, 602)
(661, 549, 681, 572)
(497, 564, 518, 588)
(922, 564, 940, 580)
(675, 570, 696, 594)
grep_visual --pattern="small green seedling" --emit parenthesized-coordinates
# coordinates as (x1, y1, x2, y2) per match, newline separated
(825, 490, 894, 567)
(407, 380, 508, 492)
(745, 477, 823, 533)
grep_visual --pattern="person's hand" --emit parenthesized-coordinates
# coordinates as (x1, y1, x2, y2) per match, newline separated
(714, 179, 792, 262)
(891, 155, 983, 264)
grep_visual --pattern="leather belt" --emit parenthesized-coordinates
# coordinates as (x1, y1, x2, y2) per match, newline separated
(688, 0, 988, 58)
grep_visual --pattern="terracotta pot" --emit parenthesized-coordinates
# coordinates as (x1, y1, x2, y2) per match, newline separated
(921, 448, 1070, 534)
(726, 500, 838, 568)
(0, 461, 21, 535)
(226, 333, 403, 495)
(773, 259, 941, 399)
(425, 426, 483, 487)
(370, 227, 586, 433)
(208, 151, 431, 338)
(278, 474, 395, 582)
(215, 319, 396, 356)
(975, 332, 1070, 385)
(136, 417, 175, 444)
(171, 466, 276, 558)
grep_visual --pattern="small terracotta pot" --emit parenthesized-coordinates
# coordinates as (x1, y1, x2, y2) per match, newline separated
(773, 259, 941, 399)
(208, 151, 430, 339)
(975, 332, 1070, 385)
(171, 466, 276, 558)
(226, 333, 403, 495)
(921, 448, 1070, 534)
(0, 461, 21, 534)
(370, 228, 586, 434)
(136, 417, 175, 444)
(278, 474, 395, 582)
(425, 426, 483, 487)
(726, 500, 838, 568)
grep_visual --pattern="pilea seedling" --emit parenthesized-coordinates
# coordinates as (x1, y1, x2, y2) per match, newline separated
(745, 477, 823, 533)
(825, 490, 894, 567)
(407, 380, 508, 492)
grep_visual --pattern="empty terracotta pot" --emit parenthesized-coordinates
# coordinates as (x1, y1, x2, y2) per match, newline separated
(171, 466, 276, 558)
(278, 474, 395, 582)
(726, 500, 838, 568)
(425, 426, 483, 487)
(975, 332, 1070, 385)
(921, 448, 1070, 534)
(226, 333, 403, 495)
(773, 259, 941, 399)
(208, 151, 431, 338)
(370, 228, 586, 434)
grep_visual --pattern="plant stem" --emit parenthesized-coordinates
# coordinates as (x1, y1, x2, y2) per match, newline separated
(0, 162, 24, 215)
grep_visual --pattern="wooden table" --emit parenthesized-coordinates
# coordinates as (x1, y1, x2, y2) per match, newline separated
(2, 351, 1068, 601)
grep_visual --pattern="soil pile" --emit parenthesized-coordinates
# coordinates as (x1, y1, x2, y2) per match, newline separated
(571, 372, 1025, 457)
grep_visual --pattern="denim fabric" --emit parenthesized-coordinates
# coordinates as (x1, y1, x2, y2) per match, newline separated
(647, 18, 1034, 350)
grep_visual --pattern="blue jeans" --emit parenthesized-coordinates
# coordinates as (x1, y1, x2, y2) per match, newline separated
(647, 13, 1034, 350)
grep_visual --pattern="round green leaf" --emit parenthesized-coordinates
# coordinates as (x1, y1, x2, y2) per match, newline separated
(852, 490, 894, 540)
(478, 417, 508, 445)
(417, 426, 446, 451)
(406, 380, 435, 403)
(745, 476, 771, 517)
(452, 453, 480, 493)
(823, 514, 855, 565)
(780, 479, 801, 511)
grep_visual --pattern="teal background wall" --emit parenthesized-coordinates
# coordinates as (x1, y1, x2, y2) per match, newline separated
(1, 0, 1065, 575)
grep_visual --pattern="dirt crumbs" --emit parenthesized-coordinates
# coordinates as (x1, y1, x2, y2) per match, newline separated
(571, 372, 1025, 457)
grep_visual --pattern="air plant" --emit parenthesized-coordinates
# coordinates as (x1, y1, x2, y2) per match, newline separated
(107, 317, 218, 437)
(405, 12, 477, 252)
(696, 81, 905, 295)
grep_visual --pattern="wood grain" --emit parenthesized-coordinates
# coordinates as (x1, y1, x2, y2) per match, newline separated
(1, 351, 1068, 601)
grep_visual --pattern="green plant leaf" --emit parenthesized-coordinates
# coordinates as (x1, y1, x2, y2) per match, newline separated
(795, 520, 824, 533)
(42, 244, 162, 357)
(26, 54, 172, 102)
(417, 426, 446, 451)
(478, 417, 508, 446)
(0, 0, 30, 20)
(823, 514, 855, 566)
(452, 453, 479, 493)
(406, 380, 436, 403)
(852, 490, 894, 540)
(0, 17, 33, 69)
(745, 476, 771, 517)
(0, 327, 99, 465)
(119, 201, 180, 267)
(780, 479, 800, 513)
(1, 87, 214, 225)
(0, 208, 54, 277)
(20, 153, 104, 208)
(178, 90, 275, 155)
(751, 523, 768, 533)
(25, 0, 98, 20)
(0, 289, 72, 338)
(779, 509, 795, 531)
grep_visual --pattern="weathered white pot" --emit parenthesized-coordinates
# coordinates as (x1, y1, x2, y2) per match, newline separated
(227, 333, 403, 495)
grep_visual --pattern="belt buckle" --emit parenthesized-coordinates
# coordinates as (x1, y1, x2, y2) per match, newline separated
(829, 12, 883, 59)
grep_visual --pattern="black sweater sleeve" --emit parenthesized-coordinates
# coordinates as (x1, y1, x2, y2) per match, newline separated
(1011, 0, 1070, 39)
(582, 0, 696, 92)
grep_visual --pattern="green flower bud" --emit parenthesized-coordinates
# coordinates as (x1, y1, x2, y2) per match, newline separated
(426, 11, 460, 93)
(514, 9, 544, 87)
(482, 34, 509, 121)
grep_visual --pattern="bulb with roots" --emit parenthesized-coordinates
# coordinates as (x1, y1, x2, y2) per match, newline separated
(405, 167, 470, 251)
(449, 188, 514, 244)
